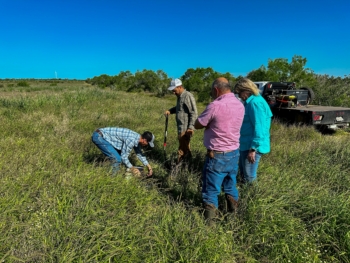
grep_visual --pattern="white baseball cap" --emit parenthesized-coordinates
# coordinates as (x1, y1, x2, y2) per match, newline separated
(148, 134, 155, 148)
(168, 78, 182, 90)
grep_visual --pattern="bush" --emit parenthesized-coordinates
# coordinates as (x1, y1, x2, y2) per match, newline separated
(197, 90, 211, 103)
(17, 81, 30, 87)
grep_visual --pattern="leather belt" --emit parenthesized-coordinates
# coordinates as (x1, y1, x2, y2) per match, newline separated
(207, 149, 233, 158)
(207, 149, 233, 154)
(95, 129, 103, 137)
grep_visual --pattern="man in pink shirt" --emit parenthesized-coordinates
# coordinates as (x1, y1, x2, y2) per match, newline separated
(195, 77, 244, 225)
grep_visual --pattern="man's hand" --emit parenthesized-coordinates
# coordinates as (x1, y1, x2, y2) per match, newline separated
(247, 151, 256, 164)
(164, 110, 170, 117)
(130, 167, 141, 177)
(185, 129, 194, 138)
(146, 164, 153, 177)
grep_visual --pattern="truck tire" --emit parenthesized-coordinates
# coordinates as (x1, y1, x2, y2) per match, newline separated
(300, 87, 315, 104)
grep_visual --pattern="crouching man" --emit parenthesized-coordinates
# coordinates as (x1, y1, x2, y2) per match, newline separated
(92, 127, 155, 176)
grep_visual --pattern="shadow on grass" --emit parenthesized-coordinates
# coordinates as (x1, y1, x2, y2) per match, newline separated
(142, 146, 205, 209)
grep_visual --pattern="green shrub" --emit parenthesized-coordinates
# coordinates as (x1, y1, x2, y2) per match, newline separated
(17, 81, 30, 87)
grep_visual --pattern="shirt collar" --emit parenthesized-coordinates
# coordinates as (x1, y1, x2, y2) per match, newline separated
(215, 92, 233, 101)
(246, 94, 258, 103)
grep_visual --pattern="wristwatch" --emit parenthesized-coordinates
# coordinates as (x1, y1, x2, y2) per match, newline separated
(249, 148, 256, 152)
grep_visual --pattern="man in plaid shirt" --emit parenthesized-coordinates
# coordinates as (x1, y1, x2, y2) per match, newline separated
(92, 127, 155, 176)
(164, 78, 198, 163)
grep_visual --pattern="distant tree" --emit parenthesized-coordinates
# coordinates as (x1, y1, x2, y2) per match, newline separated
(246, 66, 269, 81)
(266, 58, 290, 82)
(127, 69, 169, 94)
(246, 55, 316, 88)
(88, 74, 114, 88)
(155, 70, 171, 97)
(113, 71, 134, 91)
(182, 67, 217, 93)
(86, 70, 170, 94)
(312, 74, 350, 106)
(181, 67, 235, 102)
(287, 55, 316, 87)
(234, 75, 244, 82)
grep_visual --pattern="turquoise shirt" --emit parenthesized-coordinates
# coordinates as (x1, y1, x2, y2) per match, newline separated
(240, 94, 273, 153)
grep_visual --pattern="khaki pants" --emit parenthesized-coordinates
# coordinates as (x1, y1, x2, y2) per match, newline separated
(177, 132, 191, 163)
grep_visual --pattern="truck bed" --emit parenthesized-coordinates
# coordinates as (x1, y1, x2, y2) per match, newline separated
(253, 81, 350, 129)
(271, 105, 350, 129)
(284, 105, 350, 112)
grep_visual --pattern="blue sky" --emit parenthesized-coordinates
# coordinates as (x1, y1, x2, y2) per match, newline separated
(1, 0, 349, 79)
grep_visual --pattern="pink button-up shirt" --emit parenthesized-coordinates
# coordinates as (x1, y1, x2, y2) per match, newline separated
(197, 93, 244, 151)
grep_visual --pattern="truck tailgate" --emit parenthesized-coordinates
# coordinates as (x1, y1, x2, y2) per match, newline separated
(281, 105, 350, 126)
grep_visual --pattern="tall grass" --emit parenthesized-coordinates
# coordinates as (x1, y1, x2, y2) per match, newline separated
(0, 81, 349, 262)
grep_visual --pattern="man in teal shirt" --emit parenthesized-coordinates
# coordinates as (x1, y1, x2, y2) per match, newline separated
(234, 78, 273, 183)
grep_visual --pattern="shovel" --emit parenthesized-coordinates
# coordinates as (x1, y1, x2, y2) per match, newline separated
(163, 114, 169, 160)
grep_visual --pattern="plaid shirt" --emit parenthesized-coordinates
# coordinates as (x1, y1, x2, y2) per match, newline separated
(169, 90, 198, 133)
(99, 127, 149, 168)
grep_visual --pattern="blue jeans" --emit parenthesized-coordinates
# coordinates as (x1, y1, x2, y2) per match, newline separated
(239, 150, 262, 183)
(91, 131, 121, 173)
(202, 149, 240, 208)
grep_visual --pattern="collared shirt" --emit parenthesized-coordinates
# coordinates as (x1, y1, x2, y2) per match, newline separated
(240, 94, 273, 153)
(99, 127, 149, 168)
(169, 90, 198, 133)
(197, 92, 244, 151)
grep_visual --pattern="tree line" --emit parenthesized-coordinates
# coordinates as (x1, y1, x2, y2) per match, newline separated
(86, 55, 350, 106)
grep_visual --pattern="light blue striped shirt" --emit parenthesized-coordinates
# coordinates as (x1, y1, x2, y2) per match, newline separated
(99, 127, 149, 168)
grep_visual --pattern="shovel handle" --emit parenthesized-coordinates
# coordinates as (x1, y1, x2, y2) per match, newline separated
(163, 115, 169, 149)
(163, 115, 168, 148)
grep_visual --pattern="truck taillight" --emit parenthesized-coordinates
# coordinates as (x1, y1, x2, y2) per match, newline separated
(313, 114, 323, 121)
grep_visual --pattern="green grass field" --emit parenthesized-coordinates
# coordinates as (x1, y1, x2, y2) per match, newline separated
(0, 80, 349, 262)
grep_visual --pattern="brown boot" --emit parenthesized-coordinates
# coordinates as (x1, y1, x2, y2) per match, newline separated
(225, 194, 238, 214)
(203, 203, 216, 226)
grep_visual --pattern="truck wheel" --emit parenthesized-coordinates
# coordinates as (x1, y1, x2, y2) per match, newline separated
(300, 87, 315, 104)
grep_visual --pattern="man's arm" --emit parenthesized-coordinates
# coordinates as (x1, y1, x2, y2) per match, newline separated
(134, 146, 153, 176)
(194, 119, 205, 130)
(121, 139, 135, 168)
(186, 94, 198, 130)
(194, 104, 213, 130)
(134, 145, 149, 166)
(168, 106, 176, 114)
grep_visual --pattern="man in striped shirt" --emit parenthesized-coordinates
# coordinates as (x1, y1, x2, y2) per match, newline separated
(92, 127, 155, 176)
(164, 78, 198, 163)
